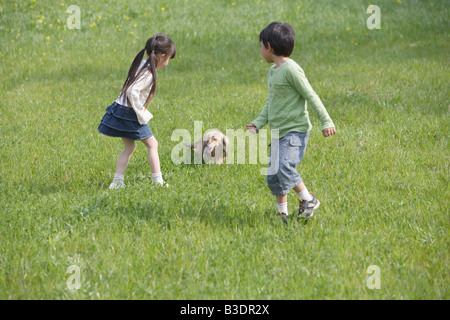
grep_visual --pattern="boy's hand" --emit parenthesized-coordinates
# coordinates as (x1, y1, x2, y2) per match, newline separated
(246, 123, 258, 134)
(322, 127, 336, 138)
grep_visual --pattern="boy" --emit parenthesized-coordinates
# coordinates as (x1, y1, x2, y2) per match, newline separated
(246, 22, 336, 223)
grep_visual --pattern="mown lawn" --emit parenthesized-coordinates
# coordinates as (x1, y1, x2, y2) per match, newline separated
(0, 0, 448, 299)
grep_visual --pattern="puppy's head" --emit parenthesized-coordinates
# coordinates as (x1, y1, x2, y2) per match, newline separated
(205, 134, 220, 154)
(203, 130, 228, 158)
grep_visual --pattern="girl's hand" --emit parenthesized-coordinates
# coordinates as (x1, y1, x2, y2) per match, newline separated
(246, 123, 258, 134)
(322, 127, 336, 138)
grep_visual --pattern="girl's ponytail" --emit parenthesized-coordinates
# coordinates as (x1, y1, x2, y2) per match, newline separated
(119, 48, 146, 102)
(120, 34, 176, 109)
(145, 38, 158, 107)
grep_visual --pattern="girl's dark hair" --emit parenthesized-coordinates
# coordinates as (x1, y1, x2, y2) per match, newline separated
(120, 34, 176, 108)
(259, 22, 295, 57)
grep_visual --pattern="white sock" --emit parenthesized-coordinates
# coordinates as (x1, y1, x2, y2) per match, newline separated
(276, 202, 288, 215)
(151, 172, 164, 185)
(113, 173, 124, 183)
(110, 173, 125, 189)
(297, 187, 313, 201)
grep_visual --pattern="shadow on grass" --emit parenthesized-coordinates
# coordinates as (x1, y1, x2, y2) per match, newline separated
(73, 164, 313, 231)
(10, 181, 72, 196)
(81, 197, 313, 233)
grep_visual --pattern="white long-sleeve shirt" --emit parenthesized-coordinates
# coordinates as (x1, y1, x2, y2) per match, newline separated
(115, 61, 154, 125)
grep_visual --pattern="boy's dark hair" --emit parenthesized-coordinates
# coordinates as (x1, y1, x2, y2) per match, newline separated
(259, 22, 295, 57)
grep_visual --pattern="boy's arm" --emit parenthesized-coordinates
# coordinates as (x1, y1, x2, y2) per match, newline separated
(322, 127, 336, 137)
(287, 66, 335, 131)
(251, 98, 269, 130)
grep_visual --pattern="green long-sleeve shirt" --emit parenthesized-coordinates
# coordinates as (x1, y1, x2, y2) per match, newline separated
(252, 59, 335, 138)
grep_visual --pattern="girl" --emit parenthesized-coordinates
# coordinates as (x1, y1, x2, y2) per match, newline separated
(98, 34, 176, 189)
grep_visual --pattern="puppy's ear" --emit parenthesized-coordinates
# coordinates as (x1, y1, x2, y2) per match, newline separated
(202, 134, 210, 146)
(201, 136, 209, 153)
(222, 136, 228, 157)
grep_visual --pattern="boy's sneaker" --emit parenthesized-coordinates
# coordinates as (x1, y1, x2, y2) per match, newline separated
(297, 194, 320, 219)
(278, 211, 288, 225)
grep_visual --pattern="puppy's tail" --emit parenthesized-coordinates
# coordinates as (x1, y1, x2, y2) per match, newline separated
(184, 142, 195, 149)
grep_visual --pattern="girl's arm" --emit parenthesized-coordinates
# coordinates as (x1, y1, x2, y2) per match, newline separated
(127, 71, 154, 124)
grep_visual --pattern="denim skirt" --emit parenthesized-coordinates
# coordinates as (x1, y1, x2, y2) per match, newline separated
(97, 102, 153, 140)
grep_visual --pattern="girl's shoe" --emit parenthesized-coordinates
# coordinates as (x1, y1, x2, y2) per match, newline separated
(109, 181, 125, 189)
(297, 194, 320, 219)
(154, 181, 170, 187)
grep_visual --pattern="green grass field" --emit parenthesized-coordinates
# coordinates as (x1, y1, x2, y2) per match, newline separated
(0, 0, 448, 300)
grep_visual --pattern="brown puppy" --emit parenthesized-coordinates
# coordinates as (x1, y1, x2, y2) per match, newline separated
(185, 129, 229, 164)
